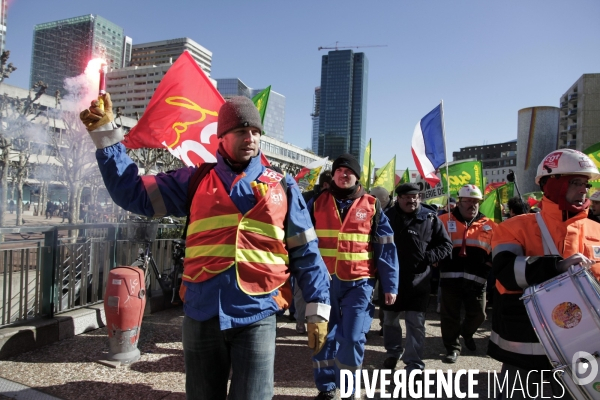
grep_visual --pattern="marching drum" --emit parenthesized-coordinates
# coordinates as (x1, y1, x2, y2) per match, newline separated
(522, 264, 600, 399)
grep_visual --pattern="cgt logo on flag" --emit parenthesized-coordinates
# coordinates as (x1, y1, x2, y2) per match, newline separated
(124, 51, 225, 167)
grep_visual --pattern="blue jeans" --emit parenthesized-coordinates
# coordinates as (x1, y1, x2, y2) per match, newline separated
(182, 314, 276, 400)
(383, 310, 426, 372)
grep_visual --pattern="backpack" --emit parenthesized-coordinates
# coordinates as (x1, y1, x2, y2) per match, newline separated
(182, 163, 288, 239)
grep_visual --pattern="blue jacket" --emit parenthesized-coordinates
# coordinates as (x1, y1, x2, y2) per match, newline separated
(96, 141, 331, 329)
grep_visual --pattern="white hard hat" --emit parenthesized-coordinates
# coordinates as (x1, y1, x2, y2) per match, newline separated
(535, 149, 600, 185)
(589, 191, 600, 202)
(457, 184, 483, 200)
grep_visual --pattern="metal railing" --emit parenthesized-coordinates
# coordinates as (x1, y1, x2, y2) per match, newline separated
(0, 222, 182, 327)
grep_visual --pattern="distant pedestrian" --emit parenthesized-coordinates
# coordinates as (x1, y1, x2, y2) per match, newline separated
(45, 200, 53, 219)
(8, 199, 15, 214)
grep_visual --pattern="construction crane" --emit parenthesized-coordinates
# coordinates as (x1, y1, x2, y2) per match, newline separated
(318, 41, 387, 51)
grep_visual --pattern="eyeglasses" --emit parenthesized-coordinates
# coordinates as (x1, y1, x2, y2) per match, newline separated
(460, 199, 481, 205)
(400, 195, 419, 201)
(569, 179, 592, 190)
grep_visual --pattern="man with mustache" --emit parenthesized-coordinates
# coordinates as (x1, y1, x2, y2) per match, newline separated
(489, 149, 600, 399)
(80, 94, 331, 400)
(438, 184, 496, 363)
(380, 183, 452, 375)
(307, 153, 399, 400)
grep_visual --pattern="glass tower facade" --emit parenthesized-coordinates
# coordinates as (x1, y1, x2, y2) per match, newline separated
(0, 0, 7, 55)
(216, 78, 286, 142)
(318, 50, 368, 164)
(311, 87, 321, 154)
(30, 15, 124, 94)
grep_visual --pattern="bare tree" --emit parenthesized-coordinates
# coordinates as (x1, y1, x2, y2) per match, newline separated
(0, 81, 49, 228)
(49, 109, 98, 224)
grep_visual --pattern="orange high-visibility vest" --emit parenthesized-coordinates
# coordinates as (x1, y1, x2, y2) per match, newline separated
(182, 170, 289, 295)
(313, 192, 376, 280)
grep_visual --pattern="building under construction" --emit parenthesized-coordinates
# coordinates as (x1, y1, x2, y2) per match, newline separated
(30, 14, 125, 95)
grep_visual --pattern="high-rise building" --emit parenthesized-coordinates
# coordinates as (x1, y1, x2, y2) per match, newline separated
(122, 36, 132, 68)
(311, 87, 320, 154)
(558, 74, 600, 151)
(216, 78, 286, 141)
(130, 38, 212, 76)
(0, 0, 7, 55)
(317, 50, 368, 164)
(453, 140, 517, 184)
(30, 15, 124, 94)
(108, 37, 214, 119)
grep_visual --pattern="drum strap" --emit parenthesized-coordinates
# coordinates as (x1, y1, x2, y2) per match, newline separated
(535, 213, 560, 256)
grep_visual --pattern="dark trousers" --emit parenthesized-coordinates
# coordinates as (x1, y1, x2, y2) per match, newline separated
(440, 285, 486, 353)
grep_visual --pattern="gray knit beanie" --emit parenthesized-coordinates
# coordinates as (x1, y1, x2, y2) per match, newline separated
(217, 96, 263, 138)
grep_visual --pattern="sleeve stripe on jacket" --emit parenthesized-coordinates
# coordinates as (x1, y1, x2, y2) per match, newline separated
(373, 235, 394, 244)
(490, 331, 545, 355)
(492, 243, 524, 258)
(141, 175, 168, 217)
(514, 256, 530, 289)
(451, 239, 492, 253)
(286, 228, 317, 249)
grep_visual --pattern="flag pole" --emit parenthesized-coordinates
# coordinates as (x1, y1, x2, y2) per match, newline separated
(440, 100, 451, 220)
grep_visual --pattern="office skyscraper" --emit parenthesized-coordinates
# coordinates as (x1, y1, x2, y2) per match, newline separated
(30, 15, 124, 94)
(311, 87, 321, 154)
(131, 38, 212, 76)
(216, 78, 286, 141)
(318, 50, 368, 164)
(0, 0, 7, 55)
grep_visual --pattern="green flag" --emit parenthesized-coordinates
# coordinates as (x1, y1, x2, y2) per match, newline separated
(583, 142, 600, 169)
(252, 86, 271, 134)
(398, 168, 410, 185)
(360, 139, 374, 190)
(497, 182, 515, 205)
(372, 156, 396, 193)
(583, 142, 600, 186)
(480, 187, 503, 223)
(439, 161, 484, 197)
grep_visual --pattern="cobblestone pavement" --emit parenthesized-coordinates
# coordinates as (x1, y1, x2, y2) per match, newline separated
(0, 299, 503, 399)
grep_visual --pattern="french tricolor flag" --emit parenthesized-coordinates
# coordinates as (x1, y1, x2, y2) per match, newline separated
(411, 103, 446, 187)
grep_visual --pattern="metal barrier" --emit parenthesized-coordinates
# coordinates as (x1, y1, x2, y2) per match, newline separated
(0, 223, 182, 327)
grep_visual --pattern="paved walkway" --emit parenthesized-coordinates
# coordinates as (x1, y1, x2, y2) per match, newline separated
(0, 298, 503, 399)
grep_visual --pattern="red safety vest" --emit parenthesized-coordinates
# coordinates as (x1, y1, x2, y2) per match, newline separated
(182, 170, 289, 295)
(313, 192, 376, 280)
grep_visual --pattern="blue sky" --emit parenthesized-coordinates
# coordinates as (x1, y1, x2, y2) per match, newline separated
(5, 0, 600, 169)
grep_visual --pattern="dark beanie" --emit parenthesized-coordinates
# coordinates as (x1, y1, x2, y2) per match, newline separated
(332, 153, 361, 179)
(217, 96, 263, 138)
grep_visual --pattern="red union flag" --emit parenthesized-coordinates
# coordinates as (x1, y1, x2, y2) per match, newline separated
(123, 51, 225, 166)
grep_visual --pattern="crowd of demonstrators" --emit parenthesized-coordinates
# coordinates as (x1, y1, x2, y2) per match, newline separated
(380, 183, 452, 374)
(438, 184, 497, 364)
(81, 93, 331, 400)
(78, 91, 600, 400)
(489, 149, 600, 400)
(308, 154, 398, 400)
